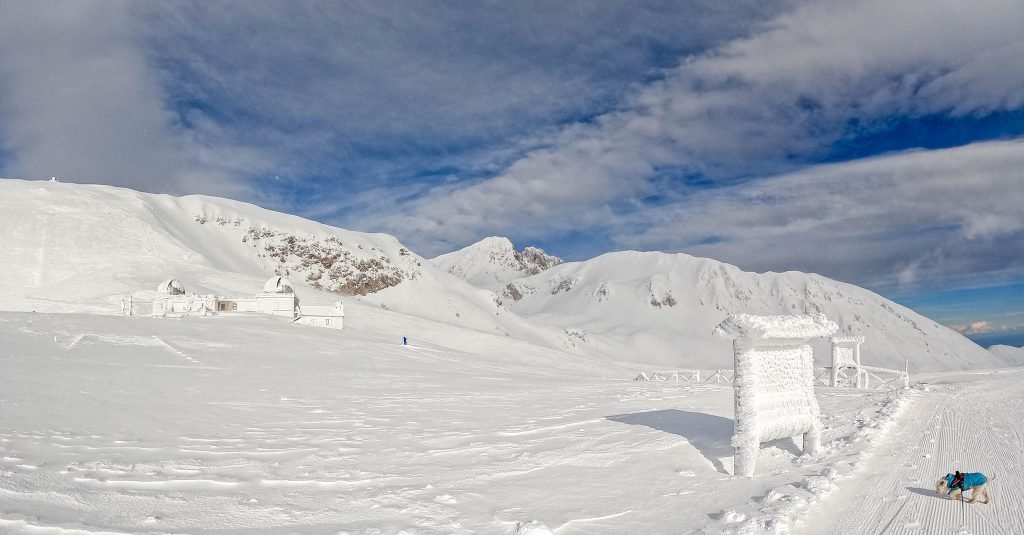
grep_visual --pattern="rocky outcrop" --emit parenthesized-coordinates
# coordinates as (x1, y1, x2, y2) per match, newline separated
(195, 217, 419, 296)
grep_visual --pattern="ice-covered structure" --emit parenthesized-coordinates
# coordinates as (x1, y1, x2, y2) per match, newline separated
(149, 276, 341, 330)
(830, 335, 865, 388)
(713, 313, 838, 477)
(206, 276, 298, 317)
(152, 279, 216, 316)
(254, 276, 300, 317)
(828, 335, 909, 390)
(157, 279, 185, 296)
(295, 302, 345, 330)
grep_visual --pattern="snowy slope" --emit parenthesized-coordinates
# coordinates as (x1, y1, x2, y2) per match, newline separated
(989, 344, 1024, 362)
(432, 236, 562, 289)
(0, 179, 578, 349)
(478, 248, 1019, 371)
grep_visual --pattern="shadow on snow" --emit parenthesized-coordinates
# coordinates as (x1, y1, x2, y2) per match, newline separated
(606, 409, 734, 474)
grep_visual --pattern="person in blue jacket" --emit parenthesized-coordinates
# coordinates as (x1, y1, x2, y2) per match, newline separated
(943, 471, 991, 504)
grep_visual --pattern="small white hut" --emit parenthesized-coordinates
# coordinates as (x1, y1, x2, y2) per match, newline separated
(713, 313, 838, 477)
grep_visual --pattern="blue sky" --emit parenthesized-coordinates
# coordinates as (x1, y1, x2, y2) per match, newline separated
(1, 0, 1022, 346)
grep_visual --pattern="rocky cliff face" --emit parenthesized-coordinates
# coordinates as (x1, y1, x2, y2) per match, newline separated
(228, 221, 416, 296)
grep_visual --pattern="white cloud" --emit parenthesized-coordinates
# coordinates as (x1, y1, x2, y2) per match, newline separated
(0, 1, 261, 196)
(369, 0, 1024, 257)
(614, 139, 1024, 290)
(954, 321, 994, 335)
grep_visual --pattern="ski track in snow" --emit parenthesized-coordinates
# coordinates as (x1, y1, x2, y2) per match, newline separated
(794, 370, 1024, 535)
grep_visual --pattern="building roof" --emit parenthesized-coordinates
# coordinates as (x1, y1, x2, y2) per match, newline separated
(156, 279, 185, 295)
(713, 313, 838, 341)
(262, 276, 294, 294)
(831, 335, 866, 344)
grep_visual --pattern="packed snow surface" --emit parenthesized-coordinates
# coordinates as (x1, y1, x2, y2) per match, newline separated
(2, 312, 1022, 533)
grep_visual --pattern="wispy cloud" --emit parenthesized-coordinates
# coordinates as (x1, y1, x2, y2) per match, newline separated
(138, 0, 785, 203)
(0, 0, 786, 204)
(1, 0, 1021, 300)
(613, 139, 1024, 291)
(366, 0, 1024, 258)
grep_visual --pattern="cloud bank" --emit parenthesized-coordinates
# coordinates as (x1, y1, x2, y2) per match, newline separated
(357, 0, 1024, 292)
(1, 0, 1021, 297)
(0, 1, 266, 196)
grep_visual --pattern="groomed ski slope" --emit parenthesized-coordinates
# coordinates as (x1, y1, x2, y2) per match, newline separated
(794, 369, 1024, 535)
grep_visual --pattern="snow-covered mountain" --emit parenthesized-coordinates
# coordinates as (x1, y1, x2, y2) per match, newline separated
(0, 179, 551, 338)
(432, 236, 562, 288)
(443, 238, 1023, 371)
(989, 344, 1024, 362)
(2, 179, 1019, 372)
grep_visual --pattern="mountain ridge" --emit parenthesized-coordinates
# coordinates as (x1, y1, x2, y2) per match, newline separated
(2, 178, 1019, 372)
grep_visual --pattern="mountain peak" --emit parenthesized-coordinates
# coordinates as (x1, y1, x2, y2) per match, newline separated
(432, 237, 563, 288)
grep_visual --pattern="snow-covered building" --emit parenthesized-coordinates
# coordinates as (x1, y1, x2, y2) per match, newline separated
(255, 276, 300, 317)
(295, 302, 345, 329)
(713, 313, 838, 478)
(213, 276, 299, 317)
(149, 276, 341, 330)
(151, 279, 216, 316)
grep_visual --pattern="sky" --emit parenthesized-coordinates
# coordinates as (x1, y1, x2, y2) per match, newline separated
(0, 0, 1022, 346)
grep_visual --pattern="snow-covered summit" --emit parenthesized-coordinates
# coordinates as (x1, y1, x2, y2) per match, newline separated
(432, 236, 562, 288)
(491, 250, 1024, 371)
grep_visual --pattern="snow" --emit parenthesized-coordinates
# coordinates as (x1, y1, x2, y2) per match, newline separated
(2, 179, 1024, 533)
(0, 310, 956, 534)
(432, 237, 562, 289)
(713, 313, 838, 341)
(446, 244, 1024, 372)
(793, 368, 1024, 535)
(7, 310, 1016, 533)
(989, 344, 1024, 362)
(2, 179, 1020, 372)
